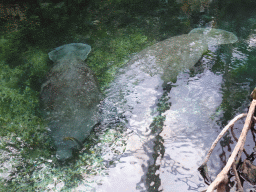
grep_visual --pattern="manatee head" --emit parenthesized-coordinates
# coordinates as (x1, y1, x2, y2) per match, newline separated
(189, 28, 238, 46)
(56, 148, 73, 161)
(48, 43, 91, 62)
(55, 136, 84, 161)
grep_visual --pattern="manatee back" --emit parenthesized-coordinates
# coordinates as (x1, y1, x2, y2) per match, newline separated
(48, 43, 91, 62)
(189, 28, 238, 46)
(43, 43, 101, 161)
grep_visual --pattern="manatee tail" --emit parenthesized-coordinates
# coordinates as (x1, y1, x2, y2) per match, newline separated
(48, 43, 91, 62)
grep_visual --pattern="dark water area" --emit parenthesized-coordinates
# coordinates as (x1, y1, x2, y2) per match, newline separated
(1, 0, 256, 191)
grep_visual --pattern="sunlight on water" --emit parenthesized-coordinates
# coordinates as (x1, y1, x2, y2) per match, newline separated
(159, 70, 223, 191)
(89, 28, 237, 191)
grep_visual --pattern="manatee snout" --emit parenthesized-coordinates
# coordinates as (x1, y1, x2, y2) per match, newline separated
(55, 137, 83, 161)
(56, 148, 73, 161)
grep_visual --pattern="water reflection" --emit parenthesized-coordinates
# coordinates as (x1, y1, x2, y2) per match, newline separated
(94, 55, 164, 192)
(90, 28, 237, 191)
(158, 70, 223, 191)
(92, 68, 226, 192)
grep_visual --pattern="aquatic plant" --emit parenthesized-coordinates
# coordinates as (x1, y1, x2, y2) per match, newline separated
(87, 29, 149, 89)
(0, 1, 192, 190)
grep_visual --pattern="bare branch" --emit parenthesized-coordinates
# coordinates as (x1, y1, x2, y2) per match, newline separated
(232, 162, 243, 192)
(231, 124, 249, 158)
(200, 113, 247, 167)
(206, 100, 256, 192)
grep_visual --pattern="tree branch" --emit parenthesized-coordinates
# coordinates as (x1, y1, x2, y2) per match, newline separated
(206, 100, 256, 192)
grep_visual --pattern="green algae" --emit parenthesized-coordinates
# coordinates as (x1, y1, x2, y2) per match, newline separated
(0, 1, 190, 190)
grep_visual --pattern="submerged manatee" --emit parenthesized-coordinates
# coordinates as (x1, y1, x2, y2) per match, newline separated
(96, 28, 237, 191)
(127, 28, 238, 84)
(41, 43, 101, 161)
(103, 28, 238, 132)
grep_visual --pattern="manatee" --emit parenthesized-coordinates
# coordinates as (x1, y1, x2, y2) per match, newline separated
(96, 28, 237, 190)
(126, 28, 238, 84)
(41, 43, 101, 161)
(103, 28, 238, 131)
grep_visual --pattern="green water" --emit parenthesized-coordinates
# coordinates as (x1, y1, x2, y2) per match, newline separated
(0, 0, 256, 191)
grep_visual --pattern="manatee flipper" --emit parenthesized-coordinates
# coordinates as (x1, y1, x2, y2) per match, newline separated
(63, 137, 83, 149)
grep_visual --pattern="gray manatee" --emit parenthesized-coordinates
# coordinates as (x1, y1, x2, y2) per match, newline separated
(126, 28, 238, 84)
(41, 43, 101, 161)
(95, 28, 238, 190)
(101, 28, 238, 141)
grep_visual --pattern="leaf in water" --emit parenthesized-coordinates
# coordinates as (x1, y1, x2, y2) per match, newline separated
(198, 163, 212, 185)
(240, 159, 256, 185)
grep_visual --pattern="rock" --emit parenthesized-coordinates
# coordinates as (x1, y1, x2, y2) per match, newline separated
(241, 159, 256, 185)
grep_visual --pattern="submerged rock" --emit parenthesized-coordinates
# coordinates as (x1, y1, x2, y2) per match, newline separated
(241, 159, 256, 185)
(41, 43, 101, 161)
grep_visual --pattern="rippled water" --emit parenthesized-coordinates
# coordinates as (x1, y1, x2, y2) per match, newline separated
(2, 2, 256, 192)
(84, 19, 256, 190)
(86, 39, 232, 191)
(93, 66, 225, 191)
(158, 70, 223, 191)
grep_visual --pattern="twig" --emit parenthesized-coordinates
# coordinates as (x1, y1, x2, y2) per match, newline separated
(207, 100, 256, 192)
(231, 124, 249, 158)
(232, 162, 243, 192)
(200, 113, 247, 167)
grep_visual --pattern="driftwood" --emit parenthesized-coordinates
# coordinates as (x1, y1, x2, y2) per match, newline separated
(199, 99, 256, 192)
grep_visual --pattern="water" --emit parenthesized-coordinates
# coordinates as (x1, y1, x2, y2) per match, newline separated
(2, 1, 256, 191)
(85, 17, 256, 190)
(158, 70, 222, 191)
(73, 34, 237, 192)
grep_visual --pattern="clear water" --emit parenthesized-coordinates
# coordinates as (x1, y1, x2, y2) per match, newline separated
(2, 1, 256, 192)
(158, 70, 223, 191)
(91, 45, 226, 191)
(89, 11, 256, 191)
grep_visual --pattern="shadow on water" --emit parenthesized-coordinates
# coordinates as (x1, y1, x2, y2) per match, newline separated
(144, 94, 168, 191)
(142, 52, 225, 191)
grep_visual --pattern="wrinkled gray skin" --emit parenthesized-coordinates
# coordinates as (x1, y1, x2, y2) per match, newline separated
(41, 43, 101, 161)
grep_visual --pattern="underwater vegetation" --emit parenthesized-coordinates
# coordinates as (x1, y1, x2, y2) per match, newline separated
(0, 7, 155, 191)
(0, 0, 245, 190)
